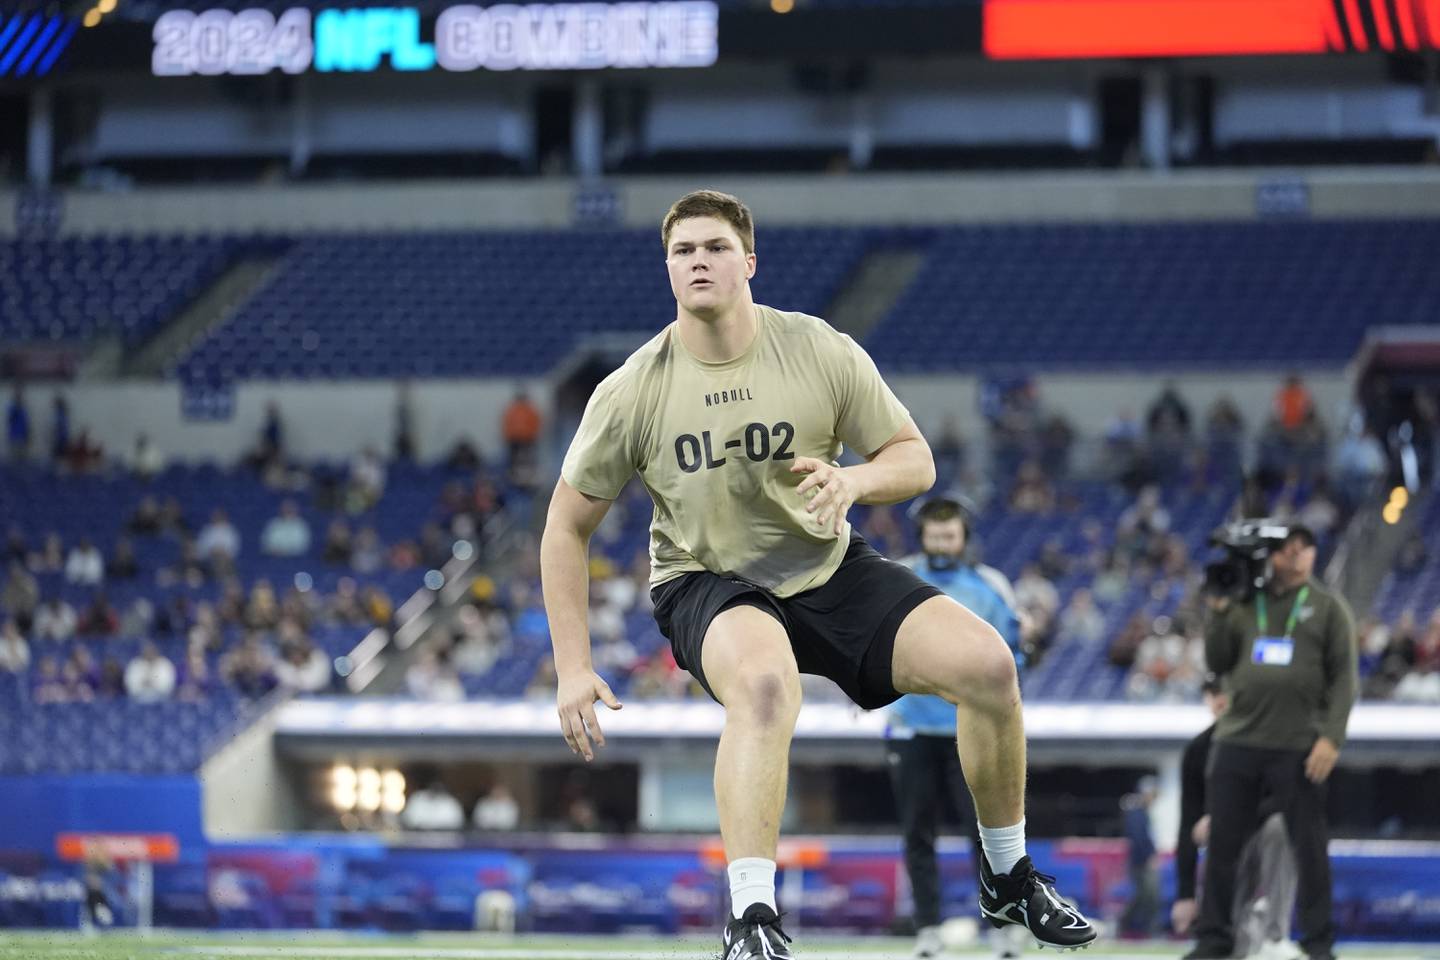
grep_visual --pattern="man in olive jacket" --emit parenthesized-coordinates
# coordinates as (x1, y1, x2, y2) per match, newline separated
(1184, 525, 1357, 960)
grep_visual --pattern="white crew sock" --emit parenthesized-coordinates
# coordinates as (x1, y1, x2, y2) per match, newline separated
(728, 857, 777, 919)
(978, 818, 1028, 875)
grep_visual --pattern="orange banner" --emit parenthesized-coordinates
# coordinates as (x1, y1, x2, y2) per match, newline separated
(56, 833, 179, 863)
(984, 0, 1440, 59)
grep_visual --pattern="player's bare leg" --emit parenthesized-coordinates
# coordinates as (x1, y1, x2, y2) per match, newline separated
(893, 595, 1096, 952)
(702, 603, 800, 959)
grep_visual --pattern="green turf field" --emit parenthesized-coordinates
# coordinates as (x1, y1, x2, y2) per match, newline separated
(0, 932, 1435, 960)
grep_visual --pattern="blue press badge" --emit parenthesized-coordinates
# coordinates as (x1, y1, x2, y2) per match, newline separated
(1252, 635, 1294, 666)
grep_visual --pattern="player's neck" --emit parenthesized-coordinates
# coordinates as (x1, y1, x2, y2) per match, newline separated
(676, 297, 757, 364)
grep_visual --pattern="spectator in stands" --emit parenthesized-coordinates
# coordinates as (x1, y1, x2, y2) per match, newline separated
(0, 619, 30, 673)
(932, 416, 966, 486)
(128, 496, 163, 536)
(1147, 381, 1193, 441)
(30, 532, 64, 573)
(65, 537, 105, 586)
(1294, 480, 1340, 537)
(77, 592, 119, 637)
(406, 647, 465, 701)
(1039, 413, 1076, 481)
(328, 577, 369, 626)
(34, 596, 77, 643)
(261, 500, 312, 557)
(1013, 564, 1059, 654)
(70, 645, 100, 687)
(96, 657, 125, 699)
(2, 559, 39, 630)
(1275, 375, 1314, 433)
(246, 580, 282, 630)
(348, 526, 384, 574)
(1119, 776, 1160, 937)
(247, 401, 285, 470)
(197, 509, 241, 565)
(322, 519, 354, 565)
(221, 633, 277, 698)
(60, 657, 94, 702)
(348, 446, 386, 511)
(176, 645, 211, 701)
(1058, 589, 1105, 646)
(124, 642, 176, 703)
(363, 585, 394, 628)
(473, 783, 521, 831)
(1009, 460, 1055, 513)
(394, 383, 416, 462)
(119, 597, 153, 638)
(6, 385, 30, 461)
(157, 538, 207, 589)
(132, 434, 165, 480)
(281, 585, 318, 631)
(185, 602, 222, 653)
(49, 394, 69, 464)
(1128, 616, 1204, 702)
(159, 497, 189, 537)
(446, 436, 484, 472)
(108, 539, 139, 581)
(451, 603, 506, 677)
(400, 774, 466, 831)
(65, 428, 103, 473)
(275, 639, 332, 694)
(501, 386, 542, 466)
(32, 656, 67, 703)
(1104, 407, 1144, 482)
(1120, 486, 1171, 546)
(1334, 414, 1386, 508)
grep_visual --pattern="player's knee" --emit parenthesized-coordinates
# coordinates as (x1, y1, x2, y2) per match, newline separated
(726, 666, 801, 727)
(937, 625, 1018, 712)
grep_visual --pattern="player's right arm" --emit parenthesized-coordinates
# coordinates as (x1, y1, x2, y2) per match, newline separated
(541, 475, 623, 761)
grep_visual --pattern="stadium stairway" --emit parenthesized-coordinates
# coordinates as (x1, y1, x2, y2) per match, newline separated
(124, 255, 285, 378)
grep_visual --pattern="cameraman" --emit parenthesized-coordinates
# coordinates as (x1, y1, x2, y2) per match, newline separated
(1185, 526, 1357, 960)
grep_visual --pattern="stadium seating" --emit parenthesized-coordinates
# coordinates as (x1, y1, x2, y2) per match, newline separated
(9, 221, 1438, 376)
(866, 220, 1440, 370)
(0, 236, 243, 347)
(173, 228, 865, 380)
(0, 460, 474, 774)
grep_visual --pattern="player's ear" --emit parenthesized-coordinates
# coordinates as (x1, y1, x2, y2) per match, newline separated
(745, 253, 756, 279)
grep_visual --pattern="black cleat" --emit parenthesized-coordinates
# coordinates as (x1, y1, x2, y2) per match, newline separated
(720, 904, 794, 960)
(979, 855, 1097, 952)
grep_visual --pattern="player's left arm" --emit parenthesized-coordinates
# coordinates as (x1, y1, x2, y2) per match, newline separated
(793, 419, 934, 534)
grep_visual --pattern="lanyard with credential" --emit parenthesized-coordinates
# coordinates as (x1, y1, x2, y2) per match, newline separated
(1256, 585, 1310, 639)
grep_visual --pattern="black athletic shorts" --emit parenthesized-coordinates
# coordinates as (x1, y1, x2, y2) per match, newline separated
(649, 531, 942, 711)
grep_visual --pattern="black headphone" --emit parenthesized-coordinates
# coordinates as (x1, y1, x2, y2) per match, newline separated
(911, 494, 975, 538)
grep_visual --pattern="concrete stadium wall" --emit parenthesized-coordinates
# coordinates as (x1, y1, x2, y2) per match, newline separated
(17, 369, 1351, 470)
(4, 167, 1440, 237)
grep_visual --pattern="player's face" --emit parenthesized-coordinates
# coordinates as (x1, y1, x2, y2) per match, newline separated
(665, 217, 755, 318)
(921, 518, 966, 559)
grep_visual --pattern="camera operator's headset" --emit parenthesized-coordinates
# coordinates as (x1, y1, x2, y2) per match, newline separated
(909, 493, 977, 543)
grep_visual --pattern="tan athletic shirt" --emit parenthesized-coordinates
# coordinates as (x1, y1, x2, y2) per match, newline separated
(561, 304, 911, 598)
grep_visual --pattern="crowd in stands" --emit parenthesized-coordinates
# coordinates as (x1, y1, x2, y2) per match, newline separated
(6, 375, 1439, 709)
(0, 395, 531, 715)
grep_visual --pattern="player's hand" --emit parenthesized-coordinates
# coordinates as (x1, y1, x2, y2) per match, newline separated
(1192, 814, 1210, 847)
(1305, 736, 1340, 783)
(791, 458, 861, 536)
(556, 669, 622, 762)
(1171, 898, 1198, 934)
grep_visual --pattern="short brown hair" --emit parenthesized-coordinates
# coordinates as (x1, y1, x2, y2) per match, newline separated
(661, 190, 755, 255)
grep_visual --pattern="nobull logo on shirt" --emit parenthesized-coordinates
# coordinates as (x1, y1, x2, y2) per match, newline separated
(704, 387, 754, 407)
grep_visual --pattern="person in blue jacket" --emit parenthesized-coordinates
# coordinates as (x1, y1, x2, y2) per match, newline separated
(888, 496, 1026, 959)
